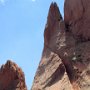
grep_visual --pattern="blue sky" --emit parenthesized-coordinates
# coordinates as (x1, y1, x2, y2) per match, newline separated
(0, 0, 64, 89)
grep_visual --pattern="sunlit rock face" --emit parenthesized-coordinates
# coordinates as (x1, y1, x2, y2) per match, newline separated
(31, 1, 90, 90)
(31, 2, 73, 90)
(0, 60, 27, 90)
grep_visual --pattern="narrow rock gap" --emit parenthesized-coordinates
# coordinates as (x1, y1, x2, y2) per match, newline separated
(44, 44, 74, 84)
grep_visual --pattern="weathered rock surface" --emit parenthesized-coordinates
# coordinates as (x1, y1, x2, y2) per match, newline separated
(31, 2, 73, 90)
(0, 60, 27, 90)
(32, 1, 90, 90)
(64, 0, 90, 40)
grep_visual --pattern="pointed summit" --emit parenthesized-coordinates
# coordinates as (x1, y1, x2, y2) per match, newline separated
(31, 3, 68, 90)
(44, 2, 64, 46)
(47, 2, 62, 26)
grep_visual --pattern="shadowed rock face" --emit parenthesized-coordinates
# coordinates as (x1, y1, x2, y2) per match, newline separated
(32, 1, 90, 90)
(64, 0, 90, 40)
(0, 60, 27, 90)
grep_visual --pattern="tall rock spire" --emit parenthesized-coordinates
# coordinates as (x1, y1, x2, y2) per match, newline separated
(31, 2, 73, 90)
(47, 2, 62, 26)
(32, 1, 90, 90)
(44, 2, 64, 46)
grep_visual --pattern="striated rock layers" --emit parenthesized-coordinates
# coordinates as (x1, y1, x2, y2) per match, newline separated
(32, 1, 90, 90)
(0, 60, 27, 90)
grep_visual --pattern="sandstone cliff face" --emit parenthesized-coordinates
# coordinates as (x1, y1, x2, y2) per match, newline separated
(64, 0, 90, 40)
(0, 60, 27, 90)
(32, 1, 90, 90)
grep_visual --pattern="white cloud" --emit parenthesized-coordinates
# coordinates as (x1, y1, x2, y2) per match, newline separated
(0, 0, 5, 5)
(31, 0, 36, 2)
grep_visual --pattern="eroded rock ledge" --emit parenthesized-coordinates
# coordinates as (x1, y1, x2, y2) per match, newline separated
(31, 1, 90, 90)
(0, 60, 27, 90)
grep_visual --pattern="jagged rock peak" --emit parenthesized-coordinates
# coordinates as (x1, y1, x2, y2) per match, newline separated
(31, 2, 73, 90)
(32, 1, 90, 90)
(44, 2, 64, 46)
(47, 2, 62, 25)
(0, 60, 27, 90)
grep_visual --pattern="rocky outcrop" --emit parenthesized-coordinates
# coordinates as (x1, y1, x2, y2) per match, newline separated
(32, 1, 90, 90)
(64, 0, 90, 40)
(31, 2, 73, 90)
(0, 60, 27, 90)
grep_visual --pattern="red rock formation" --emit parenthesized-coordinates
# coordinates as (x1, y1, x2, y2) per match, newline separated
(64, 0, 90, 40)
(32, 1, 90, 90)
(0, 60, 27, 90)
(31, 2, 73, 90)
